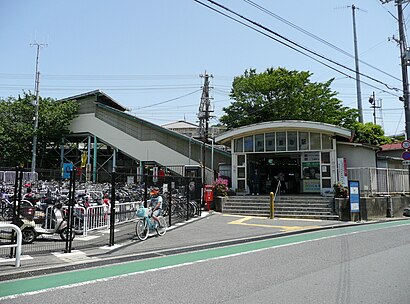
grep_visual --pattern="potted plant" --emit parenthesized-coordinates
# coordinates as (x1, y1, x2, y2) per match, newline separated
(333, 182, 348, 198)
(333, 182, 350, 220)
(212, 177, 229, 212)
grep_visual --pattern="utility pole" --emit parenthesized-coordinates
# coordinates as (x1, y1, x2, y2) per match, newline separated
(198, 72, 213, 206)
(381, 0, 410, 194)
(351, 4, 364, 123)
(381, 0, 410, 140)
(368, 91, 382, 125)
(30, 42, 47, 179)
(397, 1, 410, 140)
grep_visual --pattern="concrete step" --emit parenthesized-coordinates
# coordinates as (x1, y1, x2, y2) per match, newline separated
(224, 195, 338, 220)
(225, 201, 331, 207)
(221, 209, 339, 220)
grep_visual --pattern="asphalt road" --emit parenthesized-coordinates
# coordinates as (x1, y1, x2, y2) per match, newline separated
(2, 220, 410, 304)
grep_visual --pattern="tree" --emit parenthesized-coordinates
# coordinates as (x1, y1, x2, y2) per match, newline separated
(220, 67, 358, 129)
(220, 67, 391, 145)
(350, 122, 392, 146)
(0, 93, 79, 167)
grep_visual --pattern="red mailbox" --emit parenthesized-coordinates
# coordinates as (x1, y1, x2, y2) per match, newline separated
(204, 185, 214, 211)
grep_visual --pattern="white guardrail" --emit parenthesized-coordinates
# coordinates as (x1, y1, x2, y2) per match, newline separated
(0, 224, 22, 267)
(66, 201, 141, 236)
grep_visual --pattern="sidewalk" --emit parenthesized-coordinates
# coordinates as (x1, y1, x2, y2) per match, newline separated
(1, 212, 408, 281)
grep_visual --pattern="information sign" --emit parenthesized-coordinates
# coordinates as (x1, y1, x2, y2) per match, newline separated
(62, 163, 74, 179)
(349, 180, 360, 213)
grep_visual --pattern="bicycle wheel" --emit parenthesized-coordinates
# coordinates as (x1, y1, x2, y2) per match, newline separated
(136, 219, 149, 241)
(2, 207, 13, 221)
(156, 216, 167, 236)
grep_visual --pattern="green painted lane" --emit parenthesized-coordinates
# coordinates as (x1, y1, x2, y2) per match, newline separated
(1, 220, 409, 298)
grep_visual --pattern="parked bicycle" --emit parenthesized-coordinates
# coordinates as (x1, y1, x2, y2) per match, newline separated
(135, 206, 167, 241)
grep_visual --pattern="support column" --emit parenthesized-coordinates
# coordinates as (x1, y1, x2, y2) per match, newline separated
(93, 135, 97, 183)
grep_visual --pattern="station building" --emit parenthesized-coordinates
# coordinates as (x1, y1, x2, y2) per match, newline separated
(215, 120, 378, 196)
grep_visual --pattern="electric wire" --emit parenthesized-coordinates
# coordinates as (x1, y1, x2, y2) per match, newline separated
(194, 0, 401, 98)
(243, 0, 401, 83)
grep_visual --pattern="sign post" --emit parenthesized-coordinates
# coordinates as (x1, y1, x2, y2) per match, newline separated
(401, 140, 410, 193)
(349, 180, 361, 222)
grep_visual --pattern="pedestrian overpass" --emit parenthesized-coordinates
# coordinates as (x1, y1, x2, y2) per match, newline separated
(62, 90, 230, 182)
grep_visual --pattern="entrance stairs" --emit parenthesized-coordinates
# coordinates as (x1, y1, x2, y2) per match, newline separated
(223, 195, 339, 220)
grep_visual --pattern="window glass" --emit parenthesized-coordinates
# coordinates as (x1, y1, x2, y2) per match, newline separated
(321, 179, 331, 188)
(234, 138, 243, 152)
(321, 165, 331, 178)
(299, 132, 309, 150)
(287, 132, 297, 151)
(237, 155, 245, 166)
(321, 152, 330, 163)
(255, 134, 264, 152)
(310, 133, 321, 150)
(266, 133, 275, 151)
(237, 180, 246, 191)
(322, 134, 333, 149)
(276, 132, 286, 151)
(238, 167, 245, 178)
(244, 136, 254, 152)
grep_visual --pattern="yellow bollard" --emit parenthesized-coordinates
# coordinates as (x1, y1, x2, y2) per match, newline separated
(270, 192, 275, 219)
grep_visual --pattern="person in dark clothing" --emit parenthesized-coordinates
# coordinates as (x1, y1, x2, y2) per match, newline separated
(250, 169, 260, 195)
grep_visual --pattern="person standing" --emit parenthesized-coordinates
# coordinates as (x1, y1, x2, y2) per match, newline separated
(251, 168, 260, 195)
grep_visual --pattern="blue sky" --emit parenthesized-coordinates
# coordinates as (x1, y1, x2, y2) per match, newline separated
(0, 0, 407, 135)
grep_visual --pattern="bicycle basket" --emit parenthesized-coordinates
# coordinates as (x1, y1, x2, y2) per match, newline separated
(136, 207, 148, 217)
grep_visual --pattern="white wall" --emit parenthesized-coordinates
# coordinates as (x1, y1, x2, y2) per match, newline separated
(337, 143, 377, 168)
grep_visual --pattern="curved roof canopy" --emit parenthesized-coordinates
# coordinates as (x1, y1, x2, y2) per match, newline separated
(215, 120, 352, 144)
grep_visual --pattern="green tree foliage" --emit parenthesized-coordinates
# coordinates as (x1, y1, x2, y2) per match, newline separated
(350, 122, 392, 145)
(0, 93, 79, 167)
(220, 67, 358, 129)
(220, 67, 390, 145)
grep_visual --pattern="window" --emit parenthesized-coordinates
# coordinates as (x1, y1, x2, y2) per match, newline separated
(238, 167, 245, 178)
(287, 132, 297, 151)
(234, 138, 243, 152)
(237, 180, 246, 191)
(321, 165, 331, 178)
(255, 134, 264, 152)
(322, 134, 333, 149)
(276, 132, 286, 151)
(321, 152, 330, 163)
(237, 155, 245, 166)
(244, 136, 254, 152)
(310, 133, 321, 150)
(266, 133, 275, 151)
(299, 132, 309, 150)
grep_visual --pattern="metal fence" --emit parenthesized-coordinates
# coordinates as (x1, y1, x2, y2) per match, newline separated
(0, 170, 38, 184)
(348, 167, 409, 196)
(0, 169, 203, 258)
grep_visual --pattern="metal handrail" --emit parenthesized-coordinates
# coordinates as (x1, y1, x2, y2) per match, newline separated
(274, 180, 281, 199)
(0, 223, 22, 267)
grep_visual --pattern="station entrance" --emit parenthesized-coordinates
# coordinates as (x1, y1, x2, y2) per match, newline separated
(246, 153, 301, 195)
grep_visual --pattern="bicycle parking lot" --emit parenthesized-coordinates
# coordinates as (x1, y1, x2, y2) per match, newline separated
(0, 167, 203, 258)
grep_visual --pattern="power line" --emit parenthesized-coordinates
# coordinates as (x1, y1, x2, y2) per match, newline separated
(133, 89, 202, 110)
(243, 0, 401, 83)
(194, 0, 401, 98)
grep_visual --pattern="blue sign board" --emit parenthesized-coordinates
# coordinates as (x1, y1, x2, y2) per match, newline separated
(349, 180, 360, 213)
(62, 163, 74, 179)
